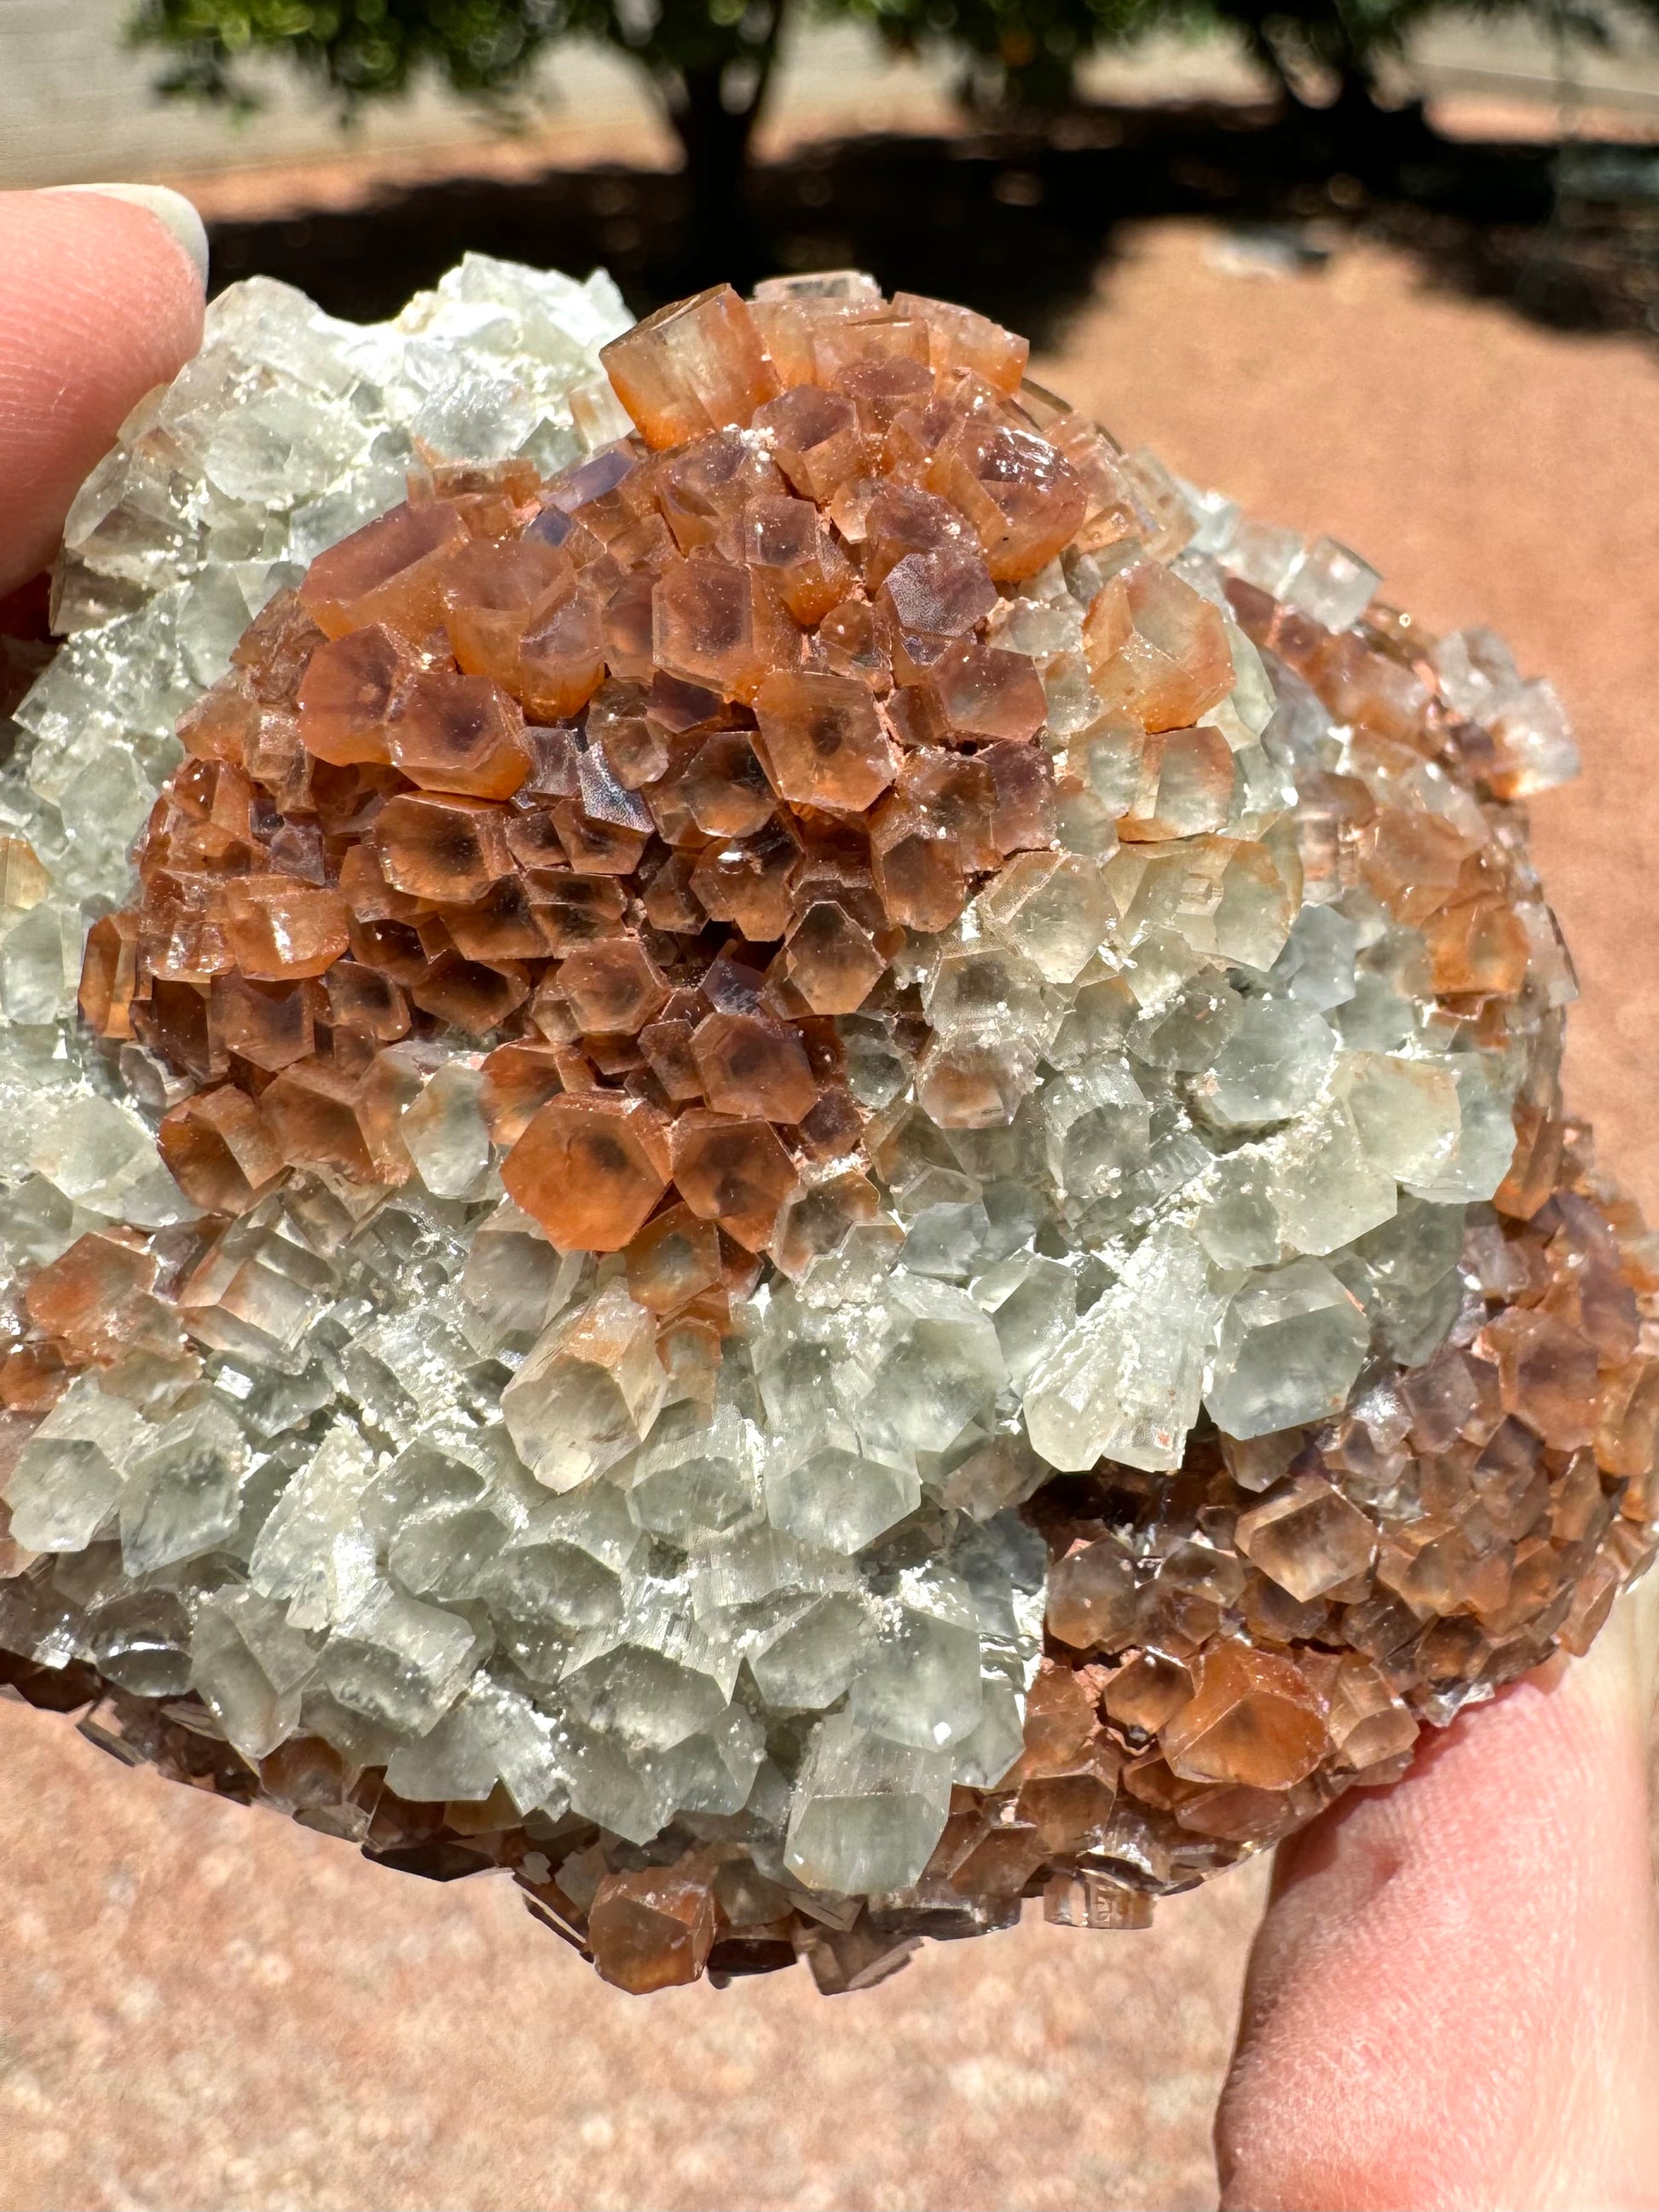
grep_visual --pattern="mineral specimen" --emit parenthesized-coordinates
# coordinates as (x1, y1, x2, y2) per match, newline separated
(0, 258, 1650, 2000)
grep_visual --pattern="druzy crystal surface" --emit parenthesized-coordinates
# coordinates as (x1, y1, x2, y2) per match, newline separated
(0, 258, 1653, 1997)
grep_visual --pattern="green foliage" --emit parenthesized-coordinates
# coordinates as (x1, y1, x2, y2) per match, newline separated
(127, 0, 1650, 154)
(844, 0, 1159, 109)
(129, 0, 789, 127)
(128, 0, 560, 107)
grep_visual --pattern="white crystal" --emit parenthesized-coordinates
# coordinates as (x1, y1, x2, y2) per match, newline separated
(1205, 1259, 1371, 1437)
(750, 1590, 880, 1710)
(1487, 678, 1580, 796)
(1196, 996, 1335, 1127)
(120, 1397, 251, 1574)
(975, 851, 1114, 987)
(29, 1097, 160, 1213)
(383, 1668, 561, 1810)
(974, 1253, 1078, 1387)
(764, 1420, 921, 1556)
(784, 1713, 953, 1896)
(190, 1585, 319, 1758)
(400, 1063, 494, 1202)
(1341, 1051, 1462, 1186)
(320, 1582, 484, 1736)
(3, 1378, 148, 1553)
(1025, 1224, 1222, 1473)
(863, 1276, 1005, 1456)
(561, 1585, 738, 1750)
(1276, 903, 1358, 1010)
(1267, 1099, 1399, 1254)
(623, 1402, 760, 1545)
(1431, 625, 1521, 721)
(1279, 536, 1381, 633)
(1042, 1059, 1151, 1205)
(1, 902, 82, 1027)
(460, 1199, 587, 1339)
(502, 1283, 667, 1491)
(248, 1418, 379, 1632)
(848, 1564, 983, 1750)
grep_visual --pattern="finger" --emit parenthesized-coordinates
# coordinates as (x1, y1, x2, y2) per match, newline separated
(1217, 1572, 1659, 2212)
(0, 187, 207, 596)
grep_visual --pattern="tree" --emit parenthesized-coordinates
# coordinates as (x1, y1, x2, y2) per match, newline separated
(128, 0, 1651, 269)
(843, 0, 1639, 133)
(128, 0, 792, 273)
(841, 0, 1159, 115)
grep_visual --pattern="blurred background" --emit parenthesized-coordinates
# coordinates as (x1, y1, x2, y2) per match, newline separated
(3, 4, 1659, 2209)
(7, 0, 1659, 325)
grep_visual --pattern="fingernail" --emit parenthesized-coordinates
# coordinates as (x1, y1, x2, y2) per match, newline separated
(45, 183, 209, 291)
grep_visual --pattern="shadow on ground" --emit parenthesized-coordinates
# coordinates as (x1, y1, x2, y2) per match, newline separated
(205, 98, 1659, 346)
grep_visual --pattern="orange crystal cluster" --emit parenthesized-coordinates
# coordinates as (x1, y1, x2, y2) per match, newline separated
(0, 269, 1648, 2002)
(78, 275, 1199, 1311)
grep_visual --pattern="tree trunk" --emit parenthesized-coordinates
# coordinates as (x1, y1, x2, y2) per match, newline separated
(658, 0, 789, 292)
(1240, 19, 1317, 115)
(665, 61, 761, 285)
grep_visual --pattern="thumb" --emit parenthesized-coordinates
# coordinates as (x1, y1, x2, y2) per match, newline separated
(1216, 1570, 1659, 2210)
(0, 187, 207, 596)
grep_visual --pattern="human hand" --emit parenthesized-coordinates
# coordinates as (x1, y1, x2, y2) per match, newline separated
(1217, 1571, 1659, 2209)
(0, 184, 205, 603)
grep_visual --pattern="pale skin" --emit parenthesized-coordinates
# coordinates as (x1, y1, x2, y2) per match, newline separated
(3, 184, 1657, 2211)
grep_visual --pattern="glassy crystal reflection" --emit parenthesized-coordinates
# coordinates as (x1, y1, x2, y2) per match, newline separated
(0, 259, 1648, 2002)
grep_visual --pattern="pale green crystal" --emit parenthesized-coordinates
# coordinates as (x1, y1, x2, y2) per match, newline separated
(1205, 1258, 1371, 1438)
(784, 1713, 954, 1896)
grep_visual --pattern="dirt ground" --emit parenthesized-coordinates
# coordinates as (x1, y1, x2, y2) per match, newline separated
(0, 217, 1656, 2212)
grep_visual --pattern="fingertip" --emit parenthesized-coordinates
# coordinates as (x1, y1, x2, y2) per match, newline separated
(0, 188, 207, 594)
(47, 183, 211, 292)
(1216, 1602, 1659, 2211)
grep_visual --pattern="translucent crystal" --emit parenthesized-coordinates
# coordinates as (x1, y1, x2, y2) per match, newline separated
(1042, 1059, 1152, 1207)
(460, 1199, 586, 1340)
(847, 1563, 983, 1750)
(1267, 1101, 1399, 1255)
(1276, 903, 1358, 1010)
(749, 1589, 879, 1709)
(320, 1581, 483, 1736)
(4, 1377, 148, 1553)
(863, 1277, 1006, 1456)
(1195, 996, 1335, 1128)
(561, 1584, 738, 1749)
(383, 1668, 561, 1809)
(120, 1398, 251, 1573)
(1024, 1225, 1221, 1472)
(784, 1712, 954, 1896)
(400, 1063, 494, 1202)
(248, 1419, 379, 1631)
(2, 902, 83, 1027)
(764, 1420, 921, 1556)
(501, 1283, 668, 1490)
(1341, 1051, 1462, 1188)
(28, 1097, 155, 1213)
(1279, 536, 1381, 632)
(190, 1585, 320, 1757)
(623, 1402, 760, 1544)
(1205, 1259, 1372, 1437)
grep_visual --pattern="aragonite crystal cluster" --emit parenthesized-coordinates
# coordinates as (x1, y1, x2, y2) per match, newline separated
(0, 257, 1653, 1997)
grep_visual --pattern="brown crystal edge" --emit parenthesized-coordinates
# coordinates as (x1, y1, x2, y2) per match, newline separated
(0, 275, 1652, 1997)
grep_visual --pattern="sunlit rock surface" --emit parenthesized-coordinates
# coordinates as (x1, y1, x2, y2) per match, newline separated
(0, 260, 1651, 1999)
